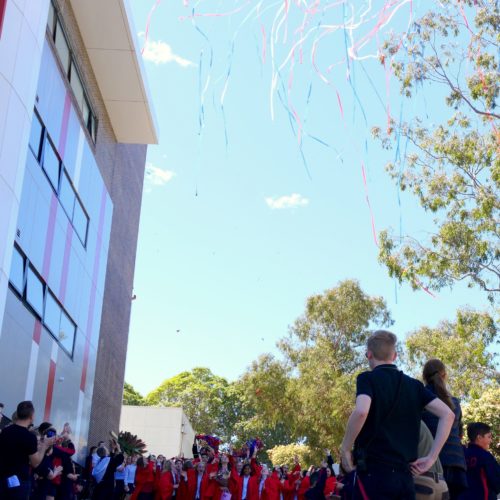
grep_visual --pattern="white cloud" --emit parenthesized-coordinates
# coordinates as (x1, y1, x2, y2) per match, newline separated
(142, 40, 194, 67)
(265, 193, 309, 210)
(145, 163, 175, 187)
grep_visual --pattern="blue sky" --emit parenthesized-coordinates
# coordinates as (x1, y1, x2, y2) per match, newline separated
(124, 0, 490, 396)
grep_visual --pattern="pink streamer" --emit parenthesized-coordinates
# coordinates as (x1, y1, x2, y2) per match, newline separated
(180, 1, 251, 21)
(142, 0, 162, 54)
(261, 24, 267, 64)
(361, 162, 379, 247)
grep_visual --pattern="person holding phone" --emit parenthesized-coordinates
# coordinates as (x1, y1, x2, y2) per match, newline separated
(0, 401, 55, 499)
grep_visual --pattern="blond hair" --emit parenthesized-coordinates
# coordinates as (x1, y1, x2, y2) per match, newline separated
(367, 330, 397, 361)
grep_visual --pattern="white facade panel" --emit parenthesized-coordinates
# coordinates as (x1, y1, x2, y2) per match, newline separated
(120, 406, 196, 458)
(0, 0, 50, 323)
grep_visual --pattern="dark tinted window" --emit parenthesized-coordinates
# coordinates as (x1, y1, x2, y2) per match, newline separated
(29, 113, 43, 160)
(42, 139, 60, 191)
(26, 266, 44, 318)
(44, 291, 61, 337)
(73, 198, 88, 245)
(9, 246, 25, 294)
(59, 170, 75, 219)
(59, 310, 76, 355)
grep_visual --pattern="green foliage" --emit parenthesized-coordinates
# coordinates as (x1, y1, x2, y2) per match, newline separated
(405, 309, 498, 399)
(462, 384, 500, 459)
(118, 430, 147, 456)
(146, 367, 244, 442)
(233, 354, 297, 450)
(232, 280, 392, 453)
(123, 382, 145, 406)
(267, 444, 319, 468)
(374, 0, 500, 302)
(279, 280, 393, 450)
(132, 283, 498, 459)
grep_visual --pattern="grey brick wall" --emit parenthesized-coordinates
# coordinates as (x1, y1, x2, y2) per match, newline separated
(54, 0, 148, 449)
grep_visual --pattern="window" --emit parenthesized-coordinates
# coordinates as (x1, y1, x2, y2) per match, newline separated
(26, 266, 44, 318)
(48, 2, 98, 143)
(8, 245, 77, 358)
(58, 310, 76, 355)
(69, 63, 85, 110)
(29, 112, 44, 161)
(59, 170, 75, 219)
(9, 246, 25, 294)
(42, 138, 61, 191)
(73, 198, 89, 245)
(44, 291, 61, 337)
(54, 20, 70, 75)
(47, 2, 55, 35)
(29, 110, 90, 248)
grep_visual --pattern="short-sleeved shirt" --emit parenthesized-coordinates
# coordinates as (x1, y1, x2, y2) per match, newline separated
(355, 364, 436, 468)
(0, 424, 38, 480)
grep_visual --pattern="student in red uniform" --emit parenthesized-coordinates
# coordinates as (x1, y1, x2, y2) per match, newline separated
(249, 464, 280, 500)
(229, 460, 259, 500)
(323, 468, 336, 499)
(178, 461, 197, 500)
(213, 455, 232, 500)
(275, 466, 293, 500)
(296, 470, 311, 500)
(131, 457, 155, 500)
(156, 461, 176, 500)
(192, 461, 211, 500)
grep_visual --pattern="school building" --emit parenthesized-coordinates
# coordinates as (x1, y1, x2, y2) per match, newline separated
(0, 0, 158, 460)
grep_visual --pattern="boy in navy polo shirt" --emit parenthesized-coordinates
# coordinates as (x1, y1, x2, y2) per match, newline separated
(340, 330, 455, 499)
(460, 422, 500, 499)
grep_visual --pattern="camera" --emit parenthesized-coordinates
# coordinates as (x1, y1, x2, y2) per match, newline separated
(46, 429, 57, 438)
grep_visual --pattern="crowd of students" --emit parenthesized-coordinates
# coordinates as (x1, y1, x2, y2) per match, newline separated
(0, 330, 499, 500)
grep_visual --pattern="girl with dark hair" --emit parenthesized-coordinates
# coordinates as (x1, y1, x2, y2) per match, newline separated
(131, 457, 155, 500)
(422, 359, 467, 499)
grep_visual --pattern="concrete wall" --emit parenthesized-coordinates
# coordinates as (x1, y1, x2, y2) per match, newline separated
(120, 406, 196, 458)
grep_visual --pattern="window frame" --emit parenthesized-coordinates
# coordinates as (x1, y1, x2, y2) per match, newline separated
(25, 264, 45, 320)
(48, 1, 98, 144)
(40, 132, 62, 193)
(8, 245, 77, 359)
(28, 109, 90, 248)
(28, 109, 44, 162)
(9, 245, 26, 297)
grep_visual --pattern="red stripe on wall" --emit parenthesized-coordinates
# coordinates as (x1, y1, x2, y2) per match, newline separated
(80, 187, 107, 392)
(32, 320, 42, 345)
(44, 359, 57, 420)
(58, 92, 71, 159)
(0, 0, 7, 38)
(42, 194, 59, 281)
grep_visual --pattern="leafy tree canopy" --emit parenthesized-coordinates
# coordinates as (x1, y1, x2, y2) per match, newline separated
(462, 384, 500, 459)
(145, 367, 243, 442)
(267, 444, 319, 468)
(374, 0, 499, 302)
(405, 309, 498, 399)
(123, 382, 146, 406)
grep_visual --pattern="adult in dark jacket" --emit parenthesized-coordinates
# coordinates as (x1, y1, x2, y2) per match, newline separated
(422, 359, 467, 499)
(92, 440, 125, 500)
(304, 466, 327, 500)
